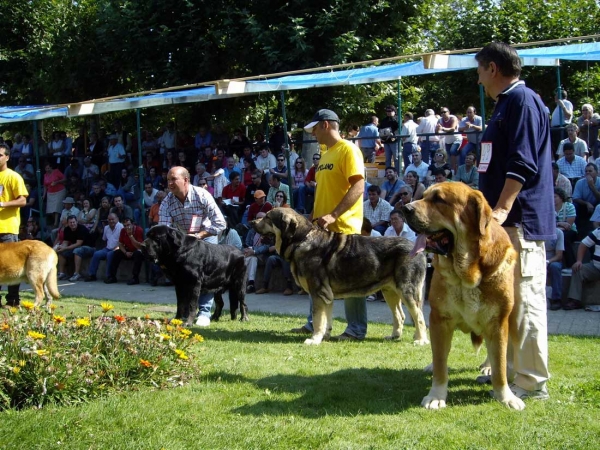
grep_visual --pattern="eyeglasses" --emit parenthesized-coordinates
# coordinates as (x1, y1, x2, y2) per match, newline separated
(275, 195, 284, 198)
(400, 192, 410, 196)
(441, 110, 449, 113)
(277, 159, 284, 162)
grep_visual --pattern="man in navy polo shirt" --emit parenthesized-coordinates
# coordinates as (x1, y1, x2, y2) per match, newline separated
(476, 42, 554, 401)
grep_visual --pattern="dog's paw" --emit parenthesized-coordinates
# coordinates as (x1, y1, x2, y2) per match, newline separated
(384, 334, 401, 341)
(413, 338, 430, 346)
(493, 390, 526, 411)
(304, 337, 323, 345)
(239, 316, 249, 322)
(421, 395, 446, 409)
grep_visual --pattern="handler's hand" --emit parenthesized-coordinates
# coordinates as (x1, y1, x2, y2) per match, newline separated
(492, 208, 509, 225)
(317, 214, 336, 230)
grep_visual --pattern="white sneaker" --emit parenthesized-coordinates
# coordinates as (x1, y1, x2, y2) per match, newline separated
(57, 273, 68, 280)
(366, 294, 377, 302)
(195, 315, 210, 327)
(510, 383, 549, 400)
(69, 273, 83, 282)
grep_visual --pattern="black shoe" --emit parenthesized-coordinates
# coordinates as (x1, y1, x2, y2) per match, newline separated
(127, 278, 140, 285)
(104, 276, 117, 284)
(246, 284, 255, 293)
(149, 279, 158, 287)
(85, 275, 97, 282)
(163, 280, 174, 287)
(549, 300, 562, 311)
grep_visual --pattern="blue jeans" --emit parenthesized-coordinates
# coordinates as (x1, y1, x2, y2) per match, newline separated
(88, 248, 114, 278)
(384, 141, 400, 171)
(420, 140, 440, 164)
(402, 142, 418, 172)
(547, 261, 563, 301)
(304, 295, 367, 339)
(445, 141, 461, 157)
(196, 234, 218, 318)
(296, 185, 315, 213)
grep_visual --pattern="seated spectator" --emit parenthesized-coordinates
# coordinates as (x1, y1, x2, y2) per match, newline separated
(553, 162, 573, 200)
(115, 168, 136, 203)
(565, 226, 600, 310)
(404, 148, 429, 182)
(218, 217, 243, 250)
(556, 123, 589, 159)
(221, 171, 246, 225)
(94, 196, 112, 236)
(145, 166, 163, 190)
(266, 174, 290, 205)
(426, 148, 452, 185)
(384, 210, 417, 241)
(295, 153, 319, 214)
(56, 215, 94, 281)
(455, 152, 479, 189)
(148, 190, 166, 228)
(64, 157, 83, 181)
(142, 182, 159, 216)
(105, 218, 144, 285)
(557, 143, 587, 186)
(247, 190, 273, 222)
(223, 156, 241, 180)
(192, 163, 209, 187)
(22, 217, 42, 240)
(546, 228, 565, 311)
(380, 166, 405, 205)
(77, 198, 98, 234)
(403, 170, 426, 201)
(572, 163, 600, 238)
(84, 213, 123, 282)
(431, 166, 451, 184)
(592, 204, 600, 228)
(255, 252, 295, 296)
(577, 104, 600, 161)
(554, 187, 577, 267)
(51, 197, 80, 242)
(391, 185, 413, 211)
(273, 190, 290, 208)
(363, 185, 393, 235)
(89, 182, 107, 209)
(110, 194, 134, 222)
(269, 154, 289, 185)
(255, 144, 277, 175)
(243, 227, 273, 293)
(242, 159, 258, 187)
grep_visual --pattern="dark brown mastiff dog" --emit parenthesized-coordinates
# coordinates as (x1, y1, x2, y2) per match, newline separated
(402, 182, 525, 410)
(251, 208, 428, 346)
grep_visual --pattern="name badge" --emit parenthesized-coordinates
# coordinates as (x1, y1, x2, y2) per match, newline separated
(478, 142, 492, 173)
(189, 215, 203, 233)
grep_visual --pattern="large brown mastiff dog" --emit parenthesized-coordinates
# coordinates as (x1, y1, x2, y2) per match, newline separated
(0, 240, 60, 307)
(402, 182, 525, 410)
(251, 208, 429, 346)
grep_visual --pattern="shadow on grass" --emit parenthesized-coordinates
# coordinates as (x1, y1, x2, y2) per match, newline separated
(205, 369, 503, 417)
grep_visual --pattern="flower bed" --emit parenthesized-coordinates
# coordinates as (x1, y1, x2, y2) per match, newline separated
(0, 301, 204, 410)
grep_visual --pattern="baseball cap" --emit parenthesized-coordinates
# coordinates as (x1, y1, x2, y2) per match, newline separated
(304, 109, 340, 132)
(253, 190, 266, 199)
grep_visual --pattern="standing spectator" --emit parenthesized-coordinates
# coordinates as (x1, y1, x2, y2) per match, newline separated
(84, 213, 123, 282)
(565, 227, 600, 310)
(87, 132, 104, 168)
(0, 143, 28, 307)
(43, 161, 67, 229)
(577, 104, 600, 161)
(455, 152, 479, 189)
(436, 107, 462, 172)
(416, 109, 441, 164)
(159, 166, 226, 327)
(400, 112, 419, 170)
(19, 134, 33, 163)
(458, 106, 483, 164)
(14, 156, 35, 185)
(556, 123, 589, 159)
(294, 109, 367, 342)
(107, 134, 126, 186)
(194, 126, 212, 152)
(81, 156, 100, 192)
(160, 121, 177, 155)
(358, 115, 381, 163)
(550, 88, 574, 152)
(105, 217, 144, 285)
(378, 105, 400, 170)
(476, 41, 553, 400)
(572, 163, 600, 238)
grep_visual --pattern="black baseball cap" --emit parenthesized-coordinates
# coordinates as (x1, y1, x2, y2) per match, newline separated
(304, 109, 340, 132)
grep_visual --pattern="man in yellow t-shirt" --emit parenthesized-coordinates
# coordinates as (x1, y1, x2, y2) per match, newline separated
(291, 109, 368, 341)
(0, 143, 28, 307)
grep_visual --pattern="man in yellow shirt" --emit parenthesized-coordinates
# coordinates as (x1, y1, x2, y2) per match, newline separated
(292, 109, 367, 341)
(0, 143, 28, 307)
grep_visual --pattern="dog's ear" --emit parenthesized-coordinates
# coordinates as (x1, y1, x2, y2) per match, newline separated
(282, 212, 298, 238)
(168, 227, 184, 247)
(468, 192, 492, 236)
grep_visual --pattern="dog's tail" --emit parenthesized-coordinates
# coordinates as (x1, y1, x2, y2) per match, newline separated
(471, 332, 483, 353)
(45, 261, 61, 300)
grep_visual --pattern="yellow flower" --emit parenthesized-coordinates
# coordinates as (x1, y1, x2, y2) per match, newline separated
(100, 302, 114, 312)
(170, 319, 183, 326)
(0, 323, 9, 332)
(27, 331, 46, 340)
(18, 360, 26, 367)
(174, 348, 188, 360)
(34, 349, 49, 356)
(21, 301, 35, 311)
(9, 307, 18, 314)
(76, 318, 91, 328)
(193, 334, 204, 343)
(180, 329, 192, 336)
(159, 333, 171, 341)
(53, 315, 66, 324)
(139, 359, 152, 368)
(49, 304, 58, 311)
(165, 325, 173, 332)
(12, 367, 21, 374)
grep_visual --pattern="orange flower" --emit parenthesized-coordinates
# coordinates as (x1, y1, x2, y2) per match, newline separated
(0, 323, 9, 332)
(53, 315, 66, 324)
(114, 315, 126, 323)
(139, 359, 152, 368)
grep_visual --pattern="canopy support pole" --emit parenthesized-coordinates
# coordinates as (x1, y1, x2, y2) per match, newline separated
(32, 120, 46, 240)
(136, 108, 147, 234)
(280, 91, 293, 207)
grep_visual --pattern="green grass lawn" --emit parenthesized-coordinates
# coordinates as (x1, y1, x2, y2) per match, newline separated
(1, 295, 599, 450)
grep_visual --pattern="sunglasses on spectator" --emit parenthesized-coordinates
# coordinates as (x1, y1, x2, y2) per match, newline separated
(313, 157, 320, 160)
(296, 161, 303, 164)
(276, 194, 284, 198)
(400, 192, 410, 196)
(435, 153, 444, 157)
